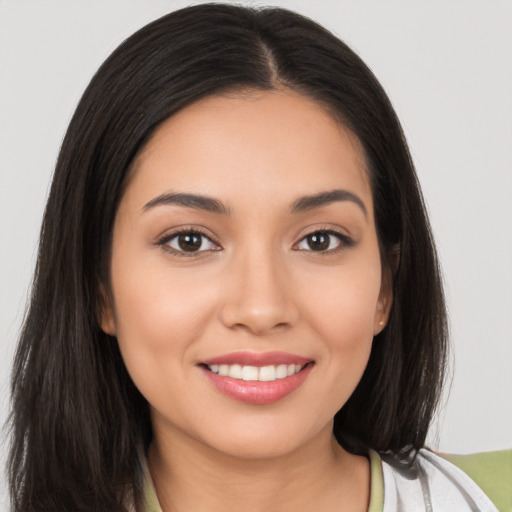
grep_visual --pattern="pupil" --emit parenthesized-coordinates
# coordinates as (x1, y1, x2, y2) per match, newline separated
(308, 233, 329, 251)
(178, 233, 202, 251)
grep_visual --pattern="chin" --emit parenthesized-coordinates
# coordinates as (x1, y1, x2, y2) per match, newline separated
(195, 416, 332, 461)
(210, 436, 307, 460)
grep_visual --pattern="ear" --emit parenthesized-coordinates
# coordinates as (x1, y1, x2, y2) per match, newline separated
(373, 282, 392, 335)
(373, 245, 399, 335)
(98, 284, 116, 336)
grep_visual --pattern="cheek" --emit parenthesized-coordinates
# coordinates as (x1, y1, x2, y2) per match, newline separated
(295, 254, 382, 403)
(112, 240, 218, 331)
(109, 254, 218, 393)
(301, 260, 382, 345)
(316, 277, 380, 407)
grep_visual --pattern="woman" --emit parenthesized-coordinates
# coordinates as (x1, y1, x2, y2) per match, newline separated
(7, 4, 508, 512)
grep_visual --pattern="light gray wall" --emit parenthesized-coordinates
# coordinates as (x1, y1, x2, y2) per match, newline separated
(1, 0, 511, 507)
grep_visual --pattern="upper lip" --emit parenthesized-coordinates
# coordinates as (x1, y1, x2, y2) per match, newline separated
(200, 351, 313, 367)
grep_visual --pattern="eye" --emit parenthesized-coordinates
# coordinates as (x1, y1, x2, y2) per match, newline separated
(295, 230, 352, 252)
(159, 230, 219, 255)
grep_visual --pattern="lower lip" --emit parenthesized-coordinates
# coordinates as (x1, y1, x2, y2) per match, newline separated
(200, 364, 313, 405)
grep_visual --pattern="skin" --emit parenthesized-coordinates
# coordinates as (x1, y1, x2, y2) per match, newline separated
(101, 89, 392, 512)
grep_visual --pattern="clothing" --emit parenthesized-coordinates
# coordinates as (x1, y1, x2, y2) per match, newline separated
(441, 450, 512, 511)
(142, 449, 510, 512)
(368, 449, 503, 511)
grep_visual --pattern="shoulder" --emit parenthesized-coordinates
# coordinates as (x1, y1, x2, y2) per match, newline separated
(376, 448, 510, 511)
(442, 449, 512, 512)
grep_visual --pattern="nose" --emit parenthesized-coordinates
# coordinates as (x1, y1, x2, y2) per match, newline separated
(219, 248, 298, 336)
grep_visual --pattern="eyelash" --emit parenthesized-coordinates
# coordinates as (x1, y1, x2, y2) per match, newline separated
(156, 228, 354, 257)
(294, 229, 354, 253)
(156, 228, 220, 257)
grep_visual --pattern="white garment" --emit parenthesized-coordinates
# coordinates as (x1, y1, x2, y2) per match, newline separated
(380, 449, 499, 511)
(141, 449, 501, 511)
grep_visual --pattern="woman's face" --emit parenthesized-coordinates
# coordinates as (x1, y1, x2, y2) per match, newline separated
(102, 90, 391, 459)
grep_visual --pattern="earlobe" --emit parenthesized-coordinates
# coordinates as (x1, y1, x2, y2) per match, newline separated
(98, 285, 116, 336)
(374, 293, 392, 335)
(100, 309, 116, 336)
(374, 259, 396, 335)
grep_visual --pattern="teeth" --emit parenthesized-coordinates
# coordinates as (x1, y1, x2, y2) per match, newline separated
(207, 363, 305, 382)
(275, 364, 288, 379)
(228, 364, 242, 379)
(241, 366, 259, 381)
(259, 365, 276, 381)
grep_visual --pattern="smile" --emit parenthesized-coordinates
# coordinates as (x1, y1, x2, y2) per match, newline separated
(206, 363, 304, 382)
(199, 352, 314, 405)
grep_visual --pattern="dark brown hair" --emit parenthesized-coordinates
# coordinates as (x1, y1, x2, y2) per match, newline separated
(8, 4, 448, 511)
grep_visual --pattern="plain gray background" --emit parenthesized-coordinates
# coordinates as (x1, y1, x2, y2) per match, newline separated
(1, 0, 511, 506)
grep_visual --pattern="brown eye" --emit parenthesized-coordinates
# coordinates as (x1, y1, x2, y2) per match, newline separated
(164, 231, 218, 253)
(176, 233, 202, 251)
(296, 230, 352, 252)
(305, 233, 331, 251)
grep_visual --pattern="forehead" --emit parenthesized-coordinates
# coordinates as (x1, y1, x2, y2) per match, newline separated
(125, 90, 372, 214)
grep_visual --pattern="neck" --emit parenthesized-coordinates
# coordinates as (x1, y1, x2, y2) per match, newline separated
(147, 423, 370, 512)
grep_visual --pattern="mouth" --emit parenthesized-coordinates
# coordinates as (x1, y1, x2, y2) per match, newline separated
(198, 352, 315, 405)
(201, 362, 308, 382)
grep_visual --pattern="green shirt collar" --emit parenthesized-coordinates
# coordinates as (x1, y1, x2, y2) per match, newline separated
(143, 450, 384, 512)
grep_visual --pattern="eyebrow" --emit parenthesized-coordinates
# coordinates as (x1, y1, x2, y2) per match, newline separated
(143, 192, 230, 215)
(142, 188, 367, 218)
(290, 189, 368, 218)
